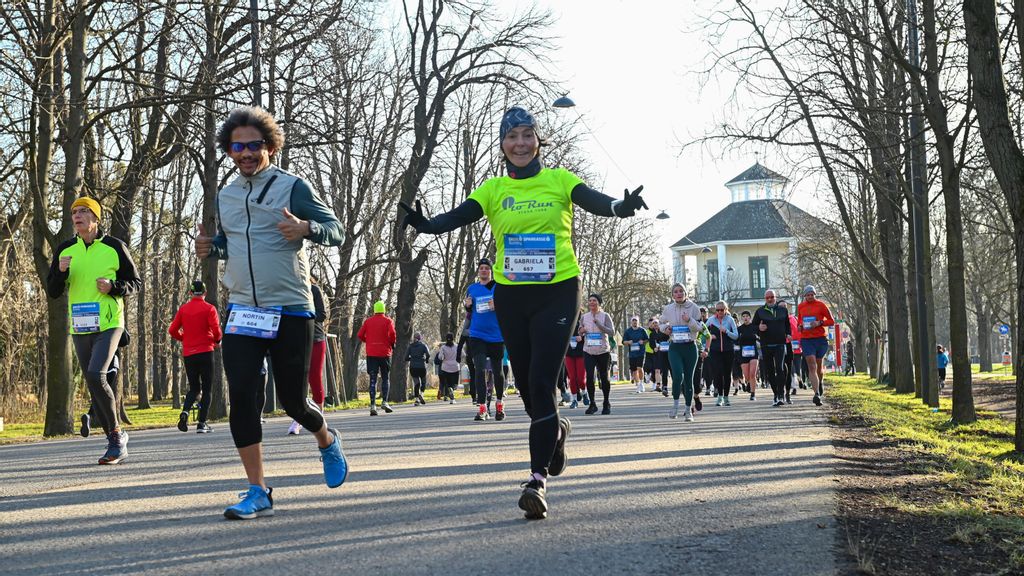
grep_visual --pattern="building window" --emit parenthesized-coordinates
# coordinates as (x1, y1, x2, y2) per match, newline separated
(705, 259, 720, 301)
(749, 256, 768, 299)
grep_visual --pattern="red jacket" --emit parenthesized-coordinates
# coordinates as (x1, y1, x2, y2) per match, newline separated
(797, 299, 835, 340)
(358, 313, 396, 358)
(169, 297, 222, 357)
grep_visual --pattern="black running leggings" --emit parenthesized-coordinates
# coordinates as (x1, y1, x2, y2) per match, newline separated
(762, 344, 788, 399)
(709, 350, 734, 397)
(410, 366, 427, 397)
(223, 315, 324, 449)
(183, 351, 214, 422)
(584, 352, 612, 405)
(72, 328, 123, 435)
(439, 370, 459, 398)
(494, 276, 580, 477)
(469, 338, 505, 405)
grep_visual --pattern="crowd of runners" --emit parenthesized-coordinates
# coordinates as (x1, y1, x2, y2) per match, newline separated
(46, 104, 839, 523)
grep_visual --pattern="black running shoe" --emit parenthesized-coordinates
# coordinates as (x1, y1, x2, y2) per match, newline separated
(694, 396, 703, 412)
(177, 411, 189, 432)
(549, 417, 572, 477)
(80, 413, 91, 438)
(518, 478, 548, 520)
(585, 403, 598, 415)
(813, 395, 822, 406)
(601, 403, 611, 415)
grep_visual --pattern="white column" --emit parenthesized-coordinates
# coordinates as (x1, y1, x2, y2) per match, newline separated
(717, 244, 728, 301)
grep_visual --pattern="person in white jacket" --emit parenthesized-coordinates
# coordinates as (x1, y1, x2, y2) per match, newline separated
(659, 283, 706, 421)
(580, 293, 616, 415)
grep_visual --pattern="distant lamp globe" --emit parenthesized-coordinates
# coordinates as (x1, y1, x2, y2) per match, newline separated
(552, 94, 576, 108)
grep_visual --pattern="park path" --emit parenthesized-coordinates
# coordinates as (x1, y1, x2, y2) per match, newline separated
(0, 387, 837, 575)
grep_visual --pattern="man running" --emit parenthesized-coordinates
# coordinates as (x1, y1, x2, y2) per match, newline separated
(407, 332, 431, 405)
(753, 289, 791, 407)
(623, 316, 649, 393)
(169, 280, 222, 433)
(358, 300, 397, 415)
(47, 196, 142, 464)
(797, 285, 836, 406)
(464, 258, 508, 421)
(195, 106, 347, 519)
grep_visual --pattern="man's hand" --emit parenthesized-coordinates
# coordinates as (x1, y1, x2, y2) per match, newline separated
(96, 278, 113, 294)
(399, 200, 428, 232)
(59, 256, 72, 272)
(195, 223, 213, 260)
(278, 207, 311, 241)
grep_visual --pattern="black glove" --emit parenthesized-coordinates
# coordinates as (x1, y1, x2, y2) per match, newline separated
(614, 185, 648, 218)
(399, 200, 428, 232)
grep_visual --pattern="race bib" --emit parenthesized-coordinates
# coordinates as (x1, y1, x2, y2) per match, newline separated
(630, 343, 641, 352)
(671, 325, 692, 343)
(585, 332, 603, 347)
(792, 340, 802, 353)
(803, 316, 816, 330)
(569, 338, 577, 349)
(742, 345, 756, 358)
(475, 295, 494, 314)
(71, 302, 100, 333)
(503, 233, 555, 282)
(658, 341, 669, 352)
(226, 305, 282, 339)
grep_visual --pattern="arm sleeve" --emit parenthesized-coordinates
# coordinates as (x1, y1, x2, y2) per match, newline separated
(822, 305, 836, 327)
(210, 306, 223, 342)
(389, 322, 397, 346)
(727, 319, 740, 340)
(45, 241, 73, 299)
(168, 311, 183, 341)
(107, 237, 142, 297)
(418, 199, 485, 234)
(357, 321, 367, 343)
(570, 183, 617, 217)
(291, 179, 344, 246)
(600, 313, 615, 335)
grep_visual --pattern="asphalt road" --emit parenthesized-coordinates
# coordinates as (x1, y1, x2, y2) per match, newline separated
(0, 387, 837, 575)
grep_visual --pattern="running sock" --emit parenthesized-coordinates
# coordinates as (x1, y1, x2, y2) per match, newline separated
(673, 398, 680, 410)
(531, 472, 547, 486)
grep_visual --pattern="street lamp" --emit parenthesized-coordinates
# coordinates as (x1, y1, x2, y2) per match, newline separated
(656, 210, 670, 220)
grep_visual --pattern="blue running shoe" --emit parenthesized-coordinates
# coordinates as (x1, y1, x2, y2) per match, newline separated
(320, 428, 348, 488)
(98, 430, 128, 465)
(223, 485, 274, 520)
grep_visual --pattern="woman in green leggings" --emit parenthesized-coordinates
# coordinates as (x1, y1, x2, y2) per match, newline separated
(659, 283, 705, 421)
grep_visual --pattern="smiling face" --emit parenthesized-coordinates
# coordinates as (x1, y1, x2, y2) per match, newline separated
(71, 206, 98, 236)
(501, 125, 539, 168)
(477, 263, 492, 283)
(588, 296, 600, 312)
(228, 125, 274, 177)
(672, 284, 687, 303)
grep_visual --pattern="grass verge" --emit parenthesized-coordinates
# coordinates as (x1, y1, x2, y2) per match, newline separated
(831, 374, 1024, 569)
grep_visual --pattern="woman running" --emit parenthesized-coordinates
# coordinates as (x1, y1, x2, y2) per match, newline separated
(564, 313, 587, 409)
(706, 301, 739, 406)
(659, 283, 705, 421)
(436, 333, 460, 403)
(580, 293, 615, 416)
(400, 106, 647, 519)
(736, 311, 759, 401)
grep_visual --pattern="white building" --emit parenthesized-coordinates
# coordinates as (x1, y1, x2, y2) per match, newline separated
(669, 163, 822, 312)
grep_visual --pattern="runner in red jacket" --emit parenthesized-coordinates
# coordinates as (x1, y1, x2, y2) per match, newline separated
(357, 300, 396, 415)
(169, 281, 222, 432)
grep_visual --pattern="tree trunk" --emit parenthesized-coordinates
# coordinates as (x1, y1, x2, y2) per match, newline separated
(42, 299, 74, 436)
(136, 183, 151, 409)
(390, 253, 428, 403)
(964, 0, 1024, 450)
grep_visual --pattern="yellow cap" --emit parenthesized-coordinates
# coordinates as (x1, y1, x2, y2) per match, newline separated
(373, 301, 386, 314)
(71, 197, 101, 220)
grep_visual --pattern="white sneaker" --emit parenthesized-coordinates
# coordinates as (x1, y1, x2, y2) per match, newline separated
(683, 407, 694, 422)
(287, 421, 301, 435)
(669, 405, 679, 419)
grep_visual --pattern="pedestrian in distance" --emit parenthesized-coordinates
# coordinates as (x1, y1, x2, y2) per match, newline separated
(706, 301, 739, 406)
(937, 345, 950, 389)
(436, 333, 461, 403)
(169, 280, 222, 434)
(580, 293, 616, 416)
(399, 106, 647, 519)
(46, 196, 142, 464)
(623, 316, 649, 393)
(796, 285, 836, 406)
(358, 300, 397, 416)
(659, 283, 705, 421)
(464, 258, 509, 421)
(752, 289, 791, 406)
(195, 106, 348, 519)
(407, 332, 431, 405)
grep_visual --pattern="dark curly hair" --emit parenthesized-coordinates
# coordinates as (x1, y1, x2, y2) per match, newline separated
(216, 106, 285, 153)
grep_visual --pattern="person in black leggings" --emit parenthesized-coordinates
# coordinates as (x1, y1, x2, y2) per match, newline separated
(401, 106, 647, 520)
(705, 301, 738, 406)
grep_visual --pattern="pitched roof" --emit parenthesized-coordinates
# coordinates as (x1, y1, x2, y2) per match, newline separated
(670, 199, 821, 248)
(725, 162, 788, 185)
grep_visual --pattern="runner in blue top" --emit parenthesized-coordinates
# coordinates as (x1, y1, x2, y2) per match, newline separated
(400, 106, 647, 520)
(623, 316, 649, 393)
(465, 258, 508, 421)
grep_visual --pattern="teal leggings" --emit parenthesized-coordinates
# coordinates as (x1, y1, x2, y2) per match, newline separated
(668, 342, 699, 405)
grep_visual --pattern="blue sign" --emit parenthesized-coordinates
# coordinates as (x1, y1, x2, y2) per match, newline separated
(999, 324, 1010, 335)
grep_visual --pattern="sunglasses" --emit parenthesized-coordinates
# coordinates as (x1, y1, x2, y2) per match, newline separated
(715, 308, 725, 312)
(229, 140, 266, 153)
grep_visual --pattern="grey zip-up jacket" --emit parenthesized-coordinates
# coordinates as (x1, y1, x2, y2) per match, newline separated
(659, 299, 705, 342)
(208, 166, 343, 310)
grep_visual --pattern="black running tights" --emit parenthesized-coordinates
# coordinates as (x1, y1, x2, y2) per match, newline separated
(494, 277, 580, 476)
